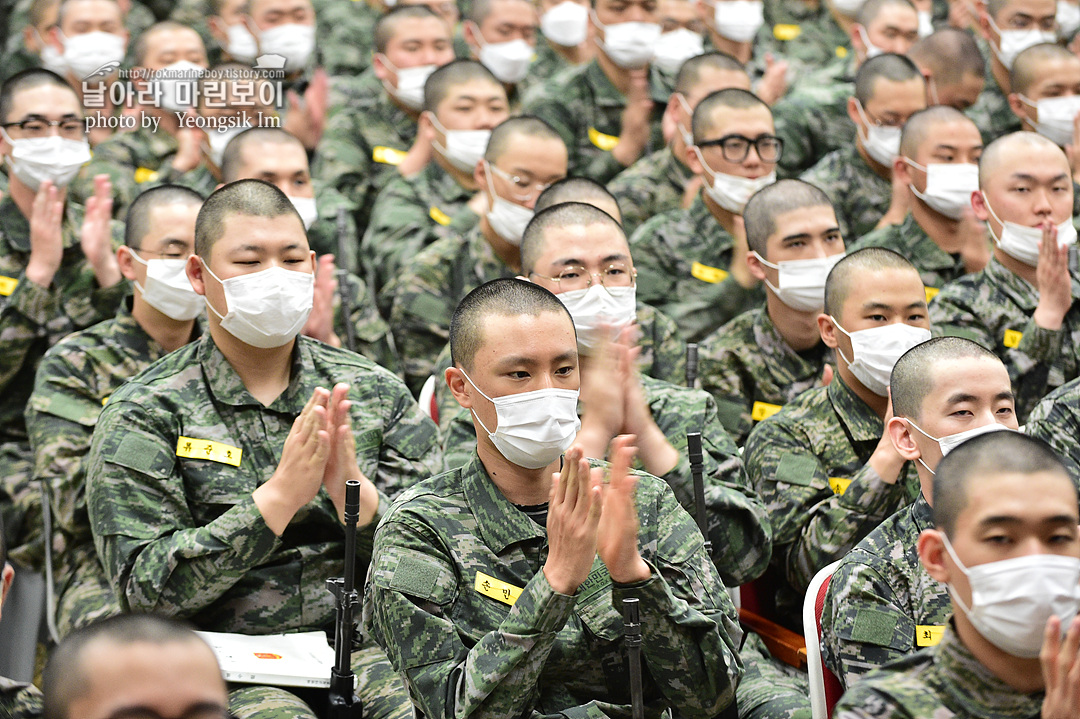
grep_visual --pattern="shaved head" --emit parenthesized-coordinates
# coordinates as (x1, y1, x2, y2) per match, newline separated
(1011, 43, 1080, 96)
(533, 177, 622, 222)
(899, 105, 976, 158)
(520, 201, 626, 275)
(891, 337, 1001, 420)
(908, 28, 985, 86)
(978, 131, 1066, 187)
(824, 247, 919, 317)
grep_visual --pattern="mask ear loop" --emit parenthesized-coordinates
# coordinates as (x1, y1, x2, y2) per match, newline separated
(198, 257, 229, 320)
(938, 532, 977, 617)
(456, 366, 498, 437)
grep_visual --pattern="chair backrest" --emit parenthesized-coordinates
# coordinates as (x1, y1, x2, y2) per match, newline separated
(803, 560, 845, 719)
(418, 375, 439, 425)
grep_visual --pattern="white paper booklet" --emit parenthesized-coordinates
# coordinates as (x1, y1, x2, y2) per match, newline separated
(195, 630, 334, 688)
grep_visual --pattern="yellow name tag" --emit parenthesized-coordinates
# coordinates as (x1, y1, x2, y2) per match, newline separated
(101, 396, 109, 406)
(176, 436, 242, 467)
(1003, 329, 1023, 348)
(916, 625, 945, 647)
(773, 23, 801, 40)
(691, 261, 729, 284)
(829, 477, 852, 495)
(835, 46, 849, 58)
(134, 167, 159, 184)
(588, 126, 620, 152)
(924, 286, 939, 302)
(751, 401, 782, 422)
(428, 206, 451, 226)
(372, 146, 406, 166)
(475, 571, 522, 606)
(0, 275, 17, 296)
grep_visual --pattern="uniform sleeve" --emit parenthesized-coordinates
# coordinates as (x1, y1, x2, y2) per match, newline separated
(365, 518, 579, 719)
(832, 681, 907, 718)
(697, 335, 756, 445)
(387, 259, 455, 395)
(371, 371, 444, 499)
(334, 272, 401, 377)
(0, 271, 56, 390)
(639, 307, 686, 386)
(361, 185, 436, 305)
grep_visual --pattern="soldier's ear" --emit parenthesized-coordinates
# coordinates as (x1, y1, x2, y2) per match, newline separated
(917, 529, 952, 583)
(446, 366, 473, 409)
(1007, 92, 1029, 123)
(0, 563, 12, 613)
(818, 313, 840, 348)
(846, 96, 862, 128)
(746, 250, 768, 282)
(117, 245, 138, 281)
(187, 254, 207, 295)
(887, 416, 921, 460)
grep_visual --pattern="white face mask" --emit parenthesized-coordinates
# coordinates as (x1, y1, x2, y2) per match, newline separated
(651, 28, 704, 74)
(1060, 0, 1080, 36)
(378, 56, 437, 111)
(156, 60, 205, 113)
(694, 146, 776, 213)
(832, 319, 931, 396)
(257, 22, 315, 72)
(984, 197, 1078, 267)
(831, 0, 866, 18)
(906, 161, 978, 220)
(942, 534, 1080, 658)
(483, 161, 534, 245)
(472, 26, 534, 84)
(36, 30, 68, 76)
(287, 194, 318, 229)
(459, 367, 581, 469)
(202, 261, 314, 348)
(752, 252, 843, 312)
(855, 99, 902, 167)
(60, 30, 126, 80)
(592, 12, 661, 69)
(541, 1, 590, 46)
(1021, 94, 1080, 148)
(1, 129, 91, 191)
(907, 420, 1013, 474)
(917, 9, 934, 37)
(226, 22, 259, 63)
(556, 284, 637, 351)
(129, 253, 203, 321)
(713, 0, 765, 42)
(429, 113, 491, 173)
(856, 25, 885, 58)
(989, 16, 1057, 70)
(205, 122, 250, 167)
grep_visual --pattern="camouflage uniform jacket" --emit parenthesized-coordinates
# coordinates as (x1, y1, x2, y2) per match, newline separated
(315, 0, 379, 77)
(332, 269, 403, 377)
(303, 182, 363, 275)
(25, 300, 201, 634)
(86, 333, 442, 632)
(821, 495, 951, 688)
(846, 213, 969, 298)
(755, 0, 851, 82)
(440, 375, 773, 587)
(387, 223, 518, 395)
(363, 452, 744, 719)
(520, 38, 576, 97)
(929, 255, 1080, 421)
(697, 306, 831, 445)
(773, 60, 856, 179)
(744, 375, 919, 629)
(0, 677, 42, 719)
(966, 44, 1022, 144)
(629, 193, 766, 343)
(833, 622, 1044, 719)
(314, 68, 418, 233)
(523, 59, 669, 184)
(607, 145, 694, 238)
(801, 144, 891, 242)
(361, 161, 474, 305)
(0, 195, 126, 444)
(1024, 377, 1080, 478)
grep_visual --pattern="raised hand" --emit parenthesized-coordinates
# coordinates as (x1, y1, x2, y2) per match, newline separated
(543, 446, 604, 595)
(302, 254, 341, 346)
(612, 68, 653, 168)
(1033, 221, 1072, 332)
(1041, 615, 1080, 719)
(25, 181, 63, 288)
(81, 174, 121, 288)
(596, 435, 650, 584)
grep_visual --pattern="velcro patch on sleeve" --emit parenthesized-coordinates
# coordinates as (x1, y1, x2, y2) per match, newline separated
(111, 432, 173, 477)
(849, 608, 899, 646)
(390, 553, 440, 600)
(774, 453, 817, 486)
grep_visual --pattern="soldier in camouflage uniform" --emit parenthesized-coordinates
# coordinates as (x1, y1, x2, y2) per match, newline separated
(753, 0, 850, 82)
(697, 180, 842, 445)
(365, 277, 743, 718)
(314, 6, 455, 233)
(0, 0, 58, 84)
(745, 248, 927, 630)
(361, 59, 509, 303)
(630, 88, 773, 343)
(86, 181, 442, 719)
(802, 54, 926, 241)
(522, 0, 671, 184)
(833, 432, 1077, 719)
(905, 28, 986, 114)
(929, 132, 1080, 422)
(386, 116, 567, 394)
(25, 186, 204, 639)
(0, 515, 44, 719)
(462, 0, 538, 108)
(523, 0, 594, 91)
(0, 70, 126, 570)
(847, 107, 987, 295)
(312, 0, 380, 76)
(608, 51, 751, 237)
(821, 338, 1017, 688)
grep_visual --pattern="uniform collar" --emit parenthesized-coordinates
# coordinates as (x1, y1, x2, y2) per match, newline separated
(462, 453, 547, 553)
(901, 213, 965, 272)
(659, 145, 693, 193)
(199, 333, 314, 412)
(584, 58, 670, 107)
(827, 373, 884, 442)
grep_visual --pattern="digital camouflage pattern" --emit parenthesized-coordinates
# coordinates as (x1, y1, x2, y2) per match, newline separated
(929, 255, 1080, 422)
(520, 38, 577, 97)
(0, 677, 42, 719)
(440, 375, 772, 587)
(314, 0, 379, 77)
(1024, 376, 1080, 477)
(846, 214, 970, 297)
(697, 307, 832, 445)
(737, 632, 812, 719)
(821, 496, 951, 688)
(523, 59, 670, 184)
(754, 0, 851, 81)
(25, 301, 200, 637)
(772, 61, 855, 179)
(744, 375, 919, 630)
(832, 623, 1045, 718)
(608, 145, 694, 238)
(801, 143, 892, 242)
(331, 269, 402, 377)
(965, 48, 1022, 144)
(364, 452, 744, 719)
(629, 193, 765, 343)
(361, 160, 475, 305)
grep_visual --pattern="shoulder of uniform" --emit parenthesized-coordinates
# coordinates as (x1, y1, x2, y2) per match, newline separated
(382, 466, 467, 523)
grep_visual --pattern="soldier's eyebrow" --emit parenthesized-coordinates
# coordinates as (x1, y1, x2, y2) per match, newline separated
(1010, 171, 1070, 183)
(944, 389, 1014, 406)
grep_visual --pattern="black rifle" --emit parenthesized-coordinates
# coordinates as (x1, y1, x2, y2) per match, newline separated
(326, 480, 363, 719)
(687, 431, 711, 556)
(686, 343, 698, 389)
(622, 597, 644, 719)
(336, 208, 358, 353)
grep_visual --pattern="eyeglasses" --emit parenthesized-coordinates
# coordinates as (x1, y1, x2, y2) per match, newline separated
(489, 163, 556, 202)
(697, 133, 783, 164)
(529, 262, 637, 292)
(1, 116, 87, 140)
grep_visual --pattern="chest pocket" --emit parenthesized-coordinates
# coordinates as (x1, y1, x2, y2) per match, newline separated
(576, 586, 622, 642)
(179, 437, 255, 521)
